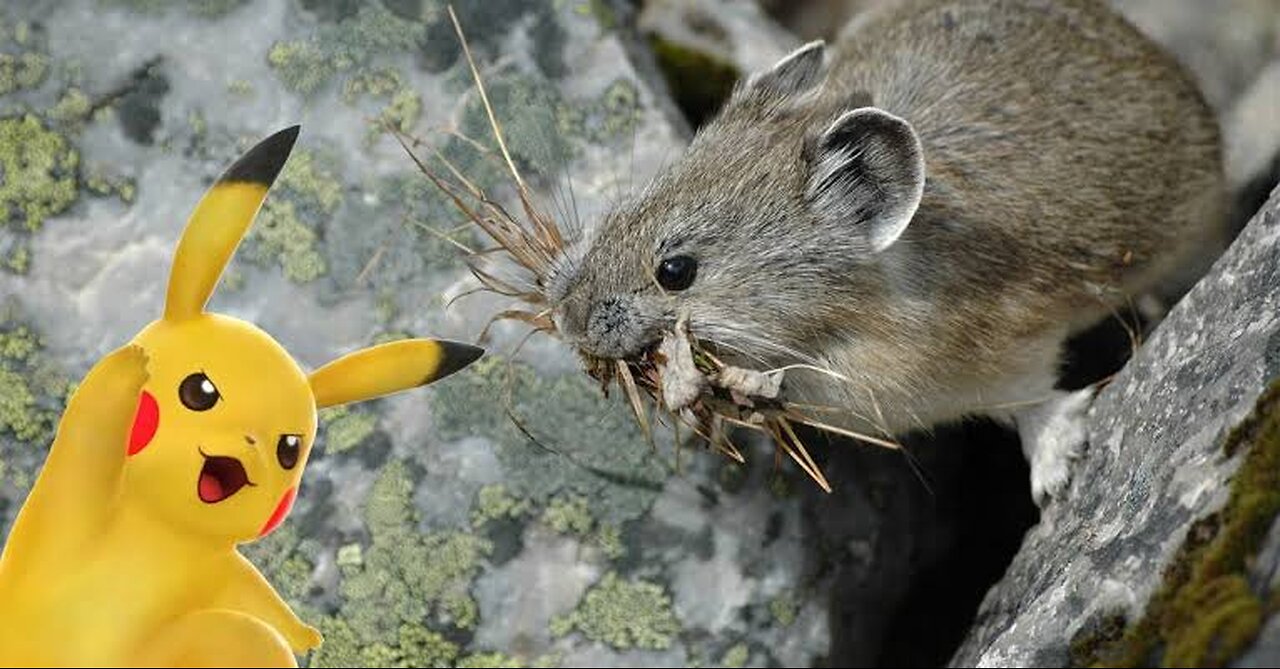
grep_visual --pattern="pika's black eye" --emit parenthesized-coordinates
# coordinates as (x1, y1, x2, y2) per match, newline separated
(277, 434, 302, 470)
(178, 373, 220, 411)
(656, 255, 697, 291)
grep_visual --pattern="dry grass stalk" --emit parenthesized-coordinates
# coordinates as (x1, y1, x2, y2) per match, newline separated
(393, 4, 907, 493)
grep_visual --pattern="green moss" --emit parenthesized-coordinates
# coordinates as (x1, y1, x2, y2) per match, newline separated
(552, 572, 680, 650)
(395, 624, 460, 667)
(368, 87, 421, 142)
(83, 165, 136, 204)
(316, 461, 492, 667)
(342, 67, 403, 103)
(267, 40, 334, 97)
(430, 354, 667, 525)
(721, 642, 749, 668)
(0, 302, 69, 451)
(0, 368, 38, 442)
(336, 542, 363, 568)
(0, 52, 48, 95)
(247, 199, 327, 282)
(49, 88, 93, 127)
(770, 593, 797, 628)
(241, 525, 316, 603)
(457, 651, 525, 668)
(589, 78, 642, 142)
(310, 616, 364, 667)
(277, 148, 344, 213)
(3, 246, 27, 274)
(1069, 612, 1128, 668)
(595, 523, 625, 560)
(1087, 381, 1280, 667)
(266, 5, 423, 97)
(471, 484, 530, 527)
(319, 406, 379, 454)
(542, 494, 594, 536)
(647, 35, 739, 128)
(225, 79, 254, 98)
(12, 21, 31, 47)
(0, 114, 80, 250)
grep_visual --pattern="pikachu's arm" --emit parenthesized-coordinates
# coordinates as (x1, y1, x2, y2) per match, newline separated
(3, 345, 147, 562)
(216, 553, 322, 655)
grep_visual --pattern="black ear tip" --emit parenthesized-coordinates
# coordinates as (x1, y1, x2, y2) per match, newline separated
(217, 125, 301, 188)
(430, 340, 485, 383)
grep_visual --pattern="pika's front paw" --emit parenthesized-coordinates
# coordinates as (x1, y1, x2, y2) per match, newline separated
(1017, 388, 1093, 508)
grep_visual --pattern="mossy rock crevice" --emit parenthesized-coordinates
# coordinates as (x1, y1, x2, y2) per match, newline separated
(1073, 380, 1280, 668)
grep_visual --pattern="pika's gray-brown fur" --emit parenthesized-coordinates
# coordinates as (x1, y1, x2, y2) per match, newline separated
(549, 0, 1225, 503)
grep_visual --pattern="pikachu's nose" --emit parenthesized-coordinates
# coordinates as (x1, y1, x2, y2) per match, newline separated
(244, 434, 257, 446)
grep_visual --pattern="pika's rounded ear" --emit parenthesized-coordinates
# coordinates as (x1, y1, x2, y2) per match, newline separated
(806, 107, 924, 253)
(745, 40, 827, 98)
(163, 125, 300, 321)
(309, 339, 484, 409)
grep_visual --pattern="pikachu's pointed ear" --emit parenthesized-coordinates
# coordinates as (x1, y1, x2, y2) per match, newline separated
(164, 125, 300, 321)
(309, 339, 484, 409)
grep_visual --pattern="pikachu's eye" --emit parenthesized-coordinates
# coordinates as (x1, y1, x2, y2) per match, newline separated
(277, 434, 302, 470)
(178, 372, 220, 412)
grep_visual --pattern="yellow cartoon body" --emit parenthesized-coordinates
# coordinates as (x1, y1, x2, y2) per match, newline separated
(0, 127, 482, 667)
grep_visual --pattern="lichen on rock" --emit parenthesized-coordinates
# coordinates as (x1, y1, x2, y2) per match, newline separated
(319, 405, 379, 454)
(471, 484, 530, 527)
(0, 300, 70, 509)
(312, 460, 493, 666)
(1079, 380, 1280, 667)
(241, 147, 342, 283)
(0, 114, 80, 272)
(551, 572, 681, 650)
(430, 354, 667, 526)
(266, 3, 425, 98)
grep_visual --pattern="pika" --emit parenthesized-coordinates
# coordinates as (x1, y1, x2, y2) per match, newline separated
(548, 0, 1224, 503)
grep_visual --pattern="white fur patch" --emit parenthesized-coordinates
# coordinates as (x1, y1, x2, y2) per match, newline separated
(1014, 388, 1095, 507)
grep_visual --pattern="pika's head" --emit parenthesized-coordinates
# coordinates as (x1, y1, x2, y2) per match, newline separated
(549, 42, 925, 367)
(124, 127, 482, 545)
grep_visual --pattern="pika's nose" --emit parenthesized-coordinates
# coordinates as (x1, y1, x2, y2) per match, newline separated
(583, 296, 650, 359)
(244, 434, 257, 446)
(556, 295, 591, 340)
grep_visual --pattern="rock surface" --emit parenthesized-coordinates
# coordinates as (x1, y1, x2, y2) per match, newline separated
(953, 186, 1280, 667)
(0, 1, 966, 667)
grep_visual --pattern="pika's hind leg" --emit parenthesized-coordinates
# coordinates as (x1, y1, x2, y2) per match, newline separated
(1012, 387, 1095, 508)
(132, 609, 296, 668)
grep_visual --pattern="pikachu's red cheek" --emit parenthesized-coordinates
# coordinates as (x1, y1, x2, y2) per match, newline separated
(128, 391, 159, 456)
(258, 487, 297, 538)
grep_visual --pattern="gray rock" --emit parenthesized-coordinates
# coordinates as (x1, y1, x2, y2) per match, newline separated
(1226, 58, 1280, 192)
(1110, 0, 1280, 114)
(638, 0, 799, 76)
(952, 186, 1280, 667)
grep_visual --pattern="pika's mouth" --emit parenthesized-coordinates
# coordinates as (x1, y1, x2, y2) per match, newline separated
(197, 450, 254, 503)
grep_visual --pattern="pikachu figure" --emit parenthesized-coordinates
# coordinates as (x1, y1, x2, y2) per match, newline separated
(0, 126, 483, 667)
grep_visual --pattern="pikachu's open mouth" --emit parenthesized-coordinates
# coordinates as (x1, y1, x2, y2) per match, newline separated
(197, 451, 253, 503)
